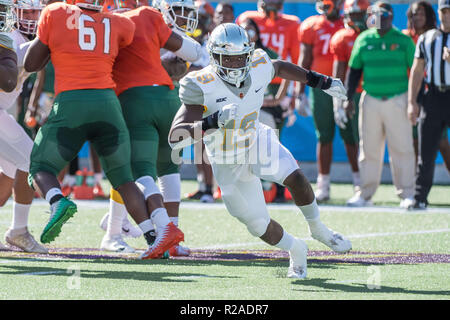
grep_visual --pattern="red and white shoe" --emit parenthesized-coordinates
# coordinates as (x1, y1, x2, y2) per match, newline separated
(140, 222, 184, 260)
(169, 244, 191, 257)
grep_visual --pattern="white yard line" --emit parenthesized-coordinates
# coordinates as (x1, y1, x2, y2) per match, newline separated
(4, 199, 449, 214)
(197, 228, 450, 250)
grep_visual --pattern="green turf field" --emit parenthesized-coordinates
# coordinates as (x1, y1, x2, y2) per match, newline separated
(0, 181, 449, 300)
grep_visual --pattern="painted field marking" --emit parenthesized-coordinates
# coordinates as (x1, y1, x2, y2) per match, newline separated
(197, 228, 450, 250)
(3, 199, 450, 214)
(20, 271, 66, 276)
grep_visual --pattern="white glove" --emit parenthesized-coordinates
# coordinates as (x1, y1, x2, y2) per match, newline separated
(295, 93, 312, 117)
(281, 97, 296, 127)
(323, 78, 347, 100)
(218, 103, 238, 129)
(333, 97, 348, 129)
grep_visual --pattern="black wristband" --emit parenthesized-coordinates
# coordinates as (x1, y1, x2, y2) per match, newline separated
(202, 111, 219, 131)
(306, 70, 333, 90)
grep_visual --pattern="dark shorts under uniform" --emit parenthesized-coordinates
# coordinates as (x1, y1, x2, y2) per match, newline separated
(29, 89, 133, 189)
(119, 85, 181, 180)
(310, 87, 360, 145)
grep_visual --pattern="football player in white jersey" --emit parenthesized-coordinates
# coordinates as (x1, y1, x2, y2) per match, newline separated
(169, 23, 351, 278)
(0, 0, 47, 253)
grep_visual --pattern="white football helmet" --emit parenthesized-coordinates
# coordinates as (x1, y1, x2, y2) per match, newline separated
(14, 0, 43, 35)
(207, 23, 255, 87)
(159, 0, 198, 34)
(0, 0, 15, 32)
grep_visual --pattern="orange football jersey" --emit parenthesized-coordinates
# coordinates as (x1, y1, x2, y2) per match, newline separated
(236, 11, 300, 63)
(299, 15, 344, 76)
(113, 6, 174, 96)
(330, 27, 362, 93)
(37, 2, 136, 96)
(402, 29, 419, 44)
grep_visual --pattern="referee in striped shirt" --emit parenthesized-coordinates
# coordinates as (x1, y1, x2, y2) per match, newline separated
(408, 0, 450, 209)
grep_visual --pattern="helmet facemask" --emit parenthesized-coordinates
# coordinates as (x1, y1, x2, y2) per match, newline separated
(0, 1, 15, 32)
(160, 0, 198, 34)
(316, 0, 343, 19)
(208, 24, 255, 87)
(14, 0, 42, 36)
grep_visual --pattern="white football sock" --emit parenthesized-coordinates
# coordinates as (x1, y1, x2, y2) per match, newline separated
(298, 198, 320, 221)
(11, 202, 30, 230)
(352, 171, 361, 187)
(150, 207, 171, 230)
(106, 199, 126, 237)
(45, 188, 63, 204)
(138, 219, 155, 234)
(274, 230, 294, 251)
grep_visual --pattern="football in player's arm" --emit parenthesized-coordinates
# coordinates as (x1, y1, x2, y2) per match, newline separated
(0, 34, 18, 92)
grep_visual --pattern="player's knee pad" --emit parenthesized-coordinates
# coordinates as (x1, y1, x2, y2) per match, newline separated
(158, 173, 181, 203)
(246, 217, 270, 238)
(135, 175, 161, 200)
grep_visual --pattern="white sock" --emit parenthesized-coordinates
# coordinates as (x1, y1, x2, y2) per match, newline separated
(11, 202, 30, 230)
(138, 219, 155, 234)
(199, 182, 207, 192)
(45, 188, 63, 204)
(274, 230, 294, 251)
(169, 216, 179, 227)
(106, 199, 126, 237)
(150, 207, 171, 229)
(352, 171, 361, 187)
(317, 174, 330, 188)
(298, 198, 320, 221)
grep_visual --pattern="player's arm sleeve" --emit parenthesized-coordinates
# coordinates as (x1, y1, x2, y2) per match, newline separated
(179, 76, 204, 106)
(0, 34, 14, 51)
(36, 5, 52, 45)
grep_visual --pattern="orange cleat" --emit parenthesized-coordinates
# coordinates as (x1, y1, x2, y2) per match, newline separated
(140, 222, 184, 260)
(169, 244, 191, 257)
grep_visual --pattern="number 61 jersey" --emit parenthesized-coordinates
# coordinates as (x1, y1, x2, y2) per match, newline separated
(36, 2, 135, 96)
(179, 49, 275, 164)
